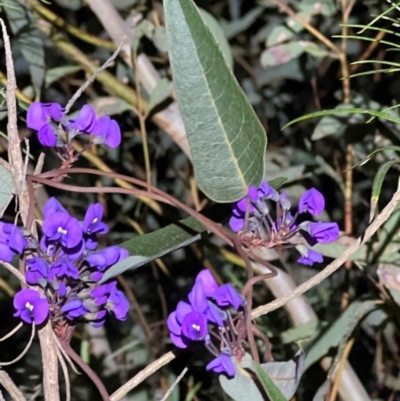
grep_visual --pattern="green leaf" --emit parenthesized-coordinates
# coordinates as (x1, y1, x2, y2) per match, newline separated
(285, 108, 400, 130)
(304, 301, 375, 369)
(3, 0, 45, 96)
(222, 7, 263, 39)
(45, 65, 82, 87)
(101, 205, 228, 282)
(220, 352, 304, 401)
(148, 78, 173, 112)
(370, 160, 400, 222)
(0, 164, 13, 216)
(251, 361, 288, 401)
(153, 26, 169, 53)
(261, 42, 304, 68)
(164, 0, 266, 202)
(198, 9, 233, 69)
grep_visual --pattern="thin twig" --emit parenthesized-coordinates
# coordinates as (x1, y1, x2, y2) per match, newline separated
(55, 344, 71, 401)
(0, 369, 26, 401)
(1, 262, 26, 283)
(160, 367, 188, 401)
(110, 351, 176, 401)
(0, 323, 23, 341)
(0, 323, 35, 366)
(65, 38, 126, 114)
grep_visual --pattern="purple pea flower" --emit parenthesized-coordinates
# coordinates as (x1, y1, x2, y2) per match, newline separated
(236, 186, 259, 212)
(229, 209, 245, 232)
(195, 270, 219, 297)
(92, 116, 121, 148)
(42, 212, 83, 248)
(86, 246, 128, 271)
(13, 288, 49, 324)
(206, 350, 235, 377)
(259, 180, 279, 201)
(27, 102, 64, 131)
(167, 301, 208, 348)
(61, 299, 88, 319)
(67, 105, 97, 133)
(213, 284, 243, 310)
(26, 257, 48, 286)
(309, 222, 339, 243)
(27, 102, 64, 147)
(43, 197, 68, 219)
(48, 259, 80, 281)
(106, 282, 129, 320)
(299, 188, 325, 215)
(83, 203, 108, 235)
(0, 223, 28, 262)
(296, 245, 324, 266)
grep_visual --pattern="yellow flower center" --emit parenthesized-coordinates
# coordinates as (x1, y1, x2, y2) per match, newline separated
(192, 324, 200, 331)
(25, 302, 34, 311)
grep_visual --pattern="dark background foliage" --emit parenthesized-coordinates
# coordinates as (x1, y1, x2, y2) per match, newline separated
(1, 0, 400, 400)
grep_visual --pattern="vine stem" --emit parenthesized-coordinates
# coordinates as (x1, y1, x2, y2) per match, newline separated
(60, 339, 110, 401)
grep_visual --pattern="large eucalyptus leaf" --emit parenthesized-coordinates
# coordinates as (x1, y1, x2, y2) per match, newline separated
(101, 205, 229, 282)
(3, 0, 45, 96)
(164, 0, 266, 202)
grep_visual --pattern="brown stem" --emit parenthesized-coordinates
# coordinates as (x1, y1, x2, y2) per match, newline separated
(29, 167, 234, 246)
(60, 339, 110, 401)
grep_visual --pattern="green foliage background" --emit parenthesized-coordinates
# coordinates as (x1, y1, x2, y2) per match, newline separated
(1, 0, 400, 400)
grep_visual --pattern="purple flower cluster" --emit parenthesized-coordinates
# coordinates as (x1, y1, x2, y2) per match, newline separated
(168, 270, 244, 377)
(11, 198, 129, 327)
(230, 182, 339, 266)
(27, 102, 121, 148)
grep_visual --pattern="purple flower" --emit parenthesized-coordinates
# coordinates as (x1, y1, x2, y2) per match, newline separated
(13, 289, 49, 324)
(167, 301, 208, 348)
(26, 257, 48, 286)
(0, 223, 28, 262)
(279, 192, 291, 211)
(105, 282, 129, 320)
(38, 124, 58, 147)
(27, 102, 64, 131)
(181, 312, 208, 341)
(236, 186, 259, 212)
(91, 282, 129, 320)
(299, 188, 325, 215)
(61, 299, 87, 319)
(43, 197, 68, 219)
(27, 102, 64, 147)
(296, 245, 324, 266)
(92, 116, 121, 148)
(48, 259, 80, 280)
(67, 105, 97, 133)
(229, 209, 245, 232)
(86, 246, 128, 271)
(213, 284, 243, 310)
(42, 212, 83, 248)
(83, 203, 108, 235)
(206, 351, 235, 377)
(195, 270, 219, 297)
(309, 222, 339, 243)
(259, 180, 279, 201)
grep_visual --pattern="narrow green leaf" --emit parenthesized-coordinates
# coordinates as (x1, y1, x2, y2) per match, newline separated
(370, 160, 400, 222)
(101, 205, 229, 282)
(251, 361, 288, 401)
(0, 164, 13, 216)
(284, 108, 400, 129)
(3, 0, 45, 96)
(304, 301, 375, 369)
(45, 65, 82, 87)
(164, 0, 266, 202)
